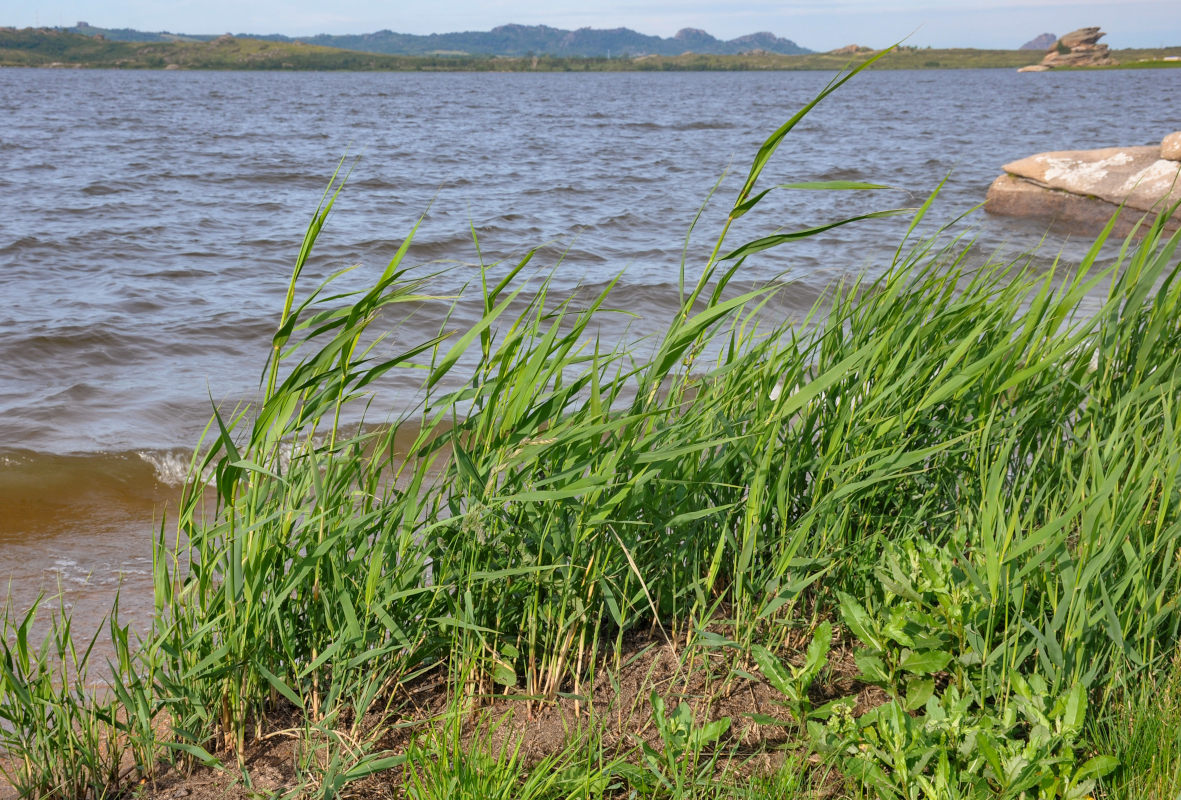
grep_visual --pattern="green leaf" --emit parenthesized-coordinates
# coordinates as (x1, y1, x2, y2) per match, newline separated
(854, 652, 890, 685)
(670, 700, 693, 733)
(1075, 754, 1119, 780)
(810, 696, 857, 720)
(838, 591, 884, 651)
(692, 717, 731, 748)
(491, 658, 517, 688)
(730, 181, 894, 219)
(751, 644, 794, 697)
(165, 740, 223, 768)
(1061, 683, 1086, 733)
(720, 208, 914, 262)
(428, 286, 522, 389)
(904, 676, 935, 711)
(976, 732, 1005, 783)
(882, 613, 917, 649)
(899, 650, 952, 675)
(340, 754, 406, 781)
(649, 691, 666, 722)
(801, 621, 832, 682)
(255, 662, 304, 710)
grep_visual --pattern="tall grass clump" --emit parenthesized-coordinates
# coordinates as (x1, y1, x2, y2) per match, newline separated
(0, 596, 156, 797)
(4, 48, 1181, 798)
(1091, 648, 1181, 798)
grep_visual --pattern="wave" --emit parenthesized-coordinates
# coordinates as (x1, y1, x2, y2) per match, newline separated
(135, 449, 201, 487)
(0, 448, 190, 498)
(613, 120, 736, 131)
(0, 231, 162, 260)
(0, 234, 50, 256)
(81, 179, 145, 196)
(0, 327, 161, 369)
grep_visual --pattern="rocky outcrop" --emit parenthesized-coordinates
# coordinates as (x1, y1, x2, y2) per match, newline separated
(1017, 26, 1117, 71)
(828, 43, 873, 56)
(1020, 33, 1056, 50)
(985, 133, 1181, 234)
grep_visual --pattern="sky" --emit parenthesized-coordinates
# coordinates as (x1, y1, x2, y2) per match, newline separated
(4, 0, 1179, 51)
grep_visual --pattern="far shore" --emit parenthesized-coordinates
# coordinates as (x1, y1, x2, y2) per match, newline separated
(3, 29, 1181, 71)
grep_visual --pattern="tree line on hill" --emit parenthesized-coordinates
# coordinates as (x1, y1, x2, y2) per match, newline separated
(59, 21, 812, 57)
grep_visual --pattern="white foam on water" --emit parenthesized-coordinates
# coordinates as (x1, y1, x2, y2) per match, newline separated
(137, 434, 334, 489)
(137, 449, 197, 486)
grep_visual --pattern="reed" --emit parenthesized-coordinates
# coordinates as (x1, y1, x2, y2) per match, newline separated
(3, 50, 1181, 798)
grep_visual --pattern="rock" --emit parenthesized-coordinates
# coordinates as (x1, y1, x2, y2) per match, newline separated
(1057, 27, 1103, 49)
(1041, 46, 1117, 68)
(829, 44, 871, 55)
(986, 142, 1181, 234)
(1163, 132, 1181, 161)
(1002, 146, 1181, 214)
(1018, 26, 1117, 70)
(985, 174, 1141, 232)
(1020, 33, 1056, 50)
(1017, 64, 1051, 72)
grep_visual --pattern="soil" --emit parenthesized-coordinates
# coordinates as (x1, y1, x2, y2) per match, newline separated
(142, 627, 877, 799)
(1, 625, 885, 799)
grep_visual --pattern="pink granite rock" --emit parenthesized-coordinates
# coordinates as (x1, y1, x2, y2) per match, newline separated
(1058, 27, 1104, 49)
(1001, 146, 1181, 214)
(1163, 132, 1181, 162)
(986, 140, 1181, 234)
(1018, 26, 1117, 70)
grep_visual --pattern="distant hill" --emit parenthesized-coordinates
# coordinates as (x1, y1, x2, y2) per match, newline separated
(58, 21, 811, 57)
(1020, 33, 1056, 50)
(62, 21, 211, 42)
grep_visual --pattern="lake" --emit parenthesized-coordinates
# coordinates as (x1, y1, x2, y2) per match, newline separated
(2, 66, 1179, 632)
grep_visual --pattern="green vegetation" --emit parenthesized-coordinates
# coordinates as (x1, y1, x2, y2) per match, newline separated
(4, 53, 1181, 800)
(624, 47, 1039, 71)
(1107, 46, 1181, 62)
(1091, 655, 1181, 798)
(0, 27, 442, 70)
(1086, 58, 1181, 70)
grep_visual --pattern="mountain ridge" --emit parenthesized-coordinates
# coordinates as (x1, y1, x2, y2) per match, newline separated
(58, 21, 812, 56)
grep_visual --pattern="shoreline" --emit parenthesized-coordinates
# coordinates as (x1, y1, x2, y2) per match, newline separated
(5, 28, 1181, 71)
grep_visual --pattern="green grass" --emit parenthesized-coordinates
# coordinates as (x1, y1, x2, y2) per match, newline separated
(4, 52, 1181, 799)
(0, 27, 460, 70)
(1090, 651, 1181, 799)
(1090, 59, 1181, 70)
(630, 46, 1041, 71)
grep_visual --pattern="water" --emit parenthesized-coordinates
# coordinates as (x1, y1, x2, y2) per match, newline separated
(2, 66, 1180, 633)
